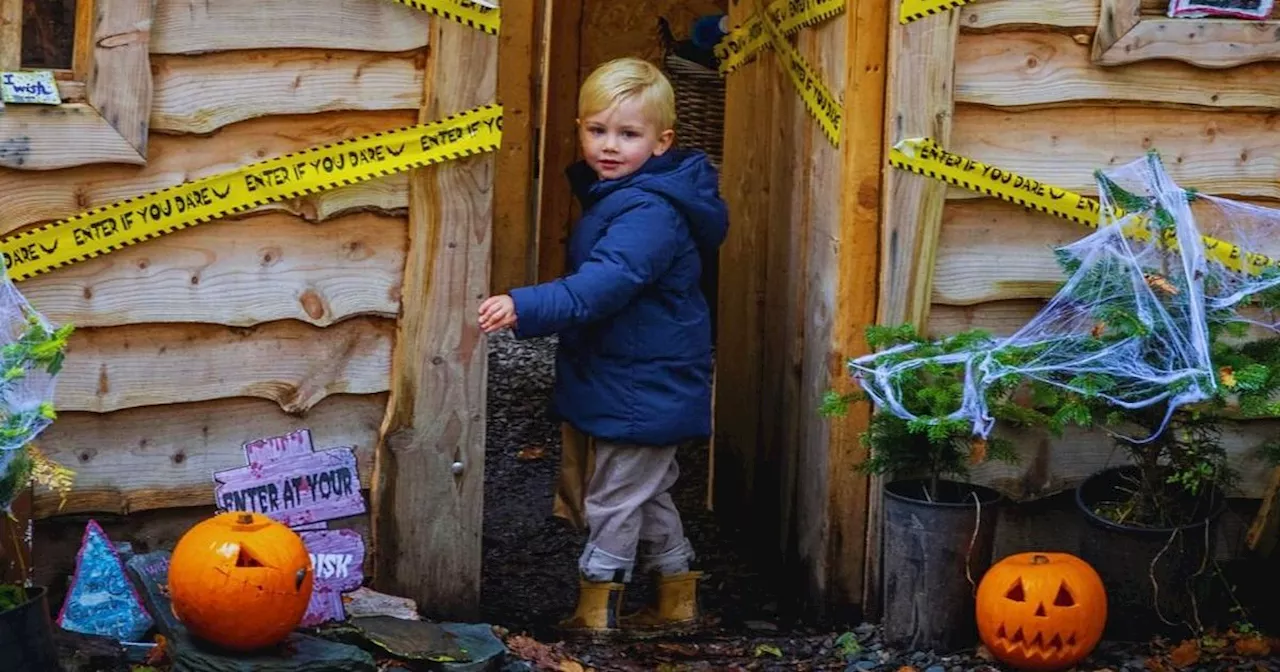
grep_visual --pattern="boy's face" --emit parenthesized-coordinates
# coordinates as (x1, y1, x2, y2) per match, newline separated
(578, 97, 674, 181)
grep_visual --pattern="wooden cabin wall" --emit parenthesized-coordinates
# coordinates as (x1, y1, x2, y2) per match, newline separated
(10, 0, 433, 605)
(715, 0, 886, 621)
(536, 0, 726, 284)
(904, 0, 1280, 503)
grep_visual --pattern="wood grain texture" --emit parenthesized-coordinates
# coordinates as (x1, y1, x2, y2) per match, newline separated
(0, 104, 144, 170)
(57, 317, 393, 413)
(0, 110, 416, 230)
(949, 105, 1280, 200)
(20, 211, 406, 328)
(491, 0, 539, 293)
(956, 31, 1280, 110)
(151, 0, 431, 54)
(868, 0, 961, 618)
(0, 0, 19, 69)
(535, 0, 583, 283)
(89, 0, 155, 157)
(34, 505, 373, 611)
(1098, 14, 1280, 69)
(958, 0, 1098, 30)
(969, 421, 1278, 501)
(372, 14, 496, 621)
(929, 299, 1045, 337)
(819, 0, 886, 616)
(1092, 0, 1142, 64)
(32, 393, 387, 517)
(151, 50, 424, 134)
(933, 200, 1079, 305)
(1247, 467, 1280, 556)
(713, 0, 777, 546)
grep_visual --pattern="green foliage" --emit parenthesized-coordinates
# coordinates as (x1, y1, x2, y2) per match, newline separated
(0, 583, 24, 612)
(0, 310, 74, 513)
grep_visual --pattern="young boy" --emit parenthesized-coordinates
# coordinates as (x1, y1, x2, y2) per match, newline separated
(478, 56, 728, 639)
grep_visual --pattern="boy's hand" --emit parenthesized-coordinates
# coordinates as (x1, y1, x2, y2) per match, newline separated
(478, 295, 517, 333)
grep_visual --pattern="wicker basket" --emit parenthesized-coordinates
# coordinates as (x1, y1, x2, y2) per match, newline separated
(663, 52, 725, 169)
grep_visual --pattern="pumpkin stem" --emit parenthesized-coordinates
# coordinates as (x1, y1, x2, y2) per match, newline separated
(1032, 554, 1049, 564)
(237, 513, 254, 524)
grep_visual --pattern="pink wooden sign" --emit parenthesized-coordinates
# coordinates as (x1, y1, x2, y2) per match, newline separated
(299, 529, 366, 626)
(213, 437, 366, 527)
(212, 429, 369, 625)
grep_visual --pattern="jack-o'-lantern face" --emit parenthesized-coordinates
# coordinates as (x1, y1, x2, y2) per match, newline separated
(168, 512, 314, 652)
(975, 552, 1107, 671)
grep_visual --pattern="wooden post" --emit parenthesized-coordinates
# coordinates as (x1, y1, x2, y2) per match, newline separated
(821, 0, 888, 618)
(535, 0, 585, 282)
(492, 0, 542, 294)
(866, 2, 960, 619)
(713, 0, 778, 536)
(371, 14, 497, 620)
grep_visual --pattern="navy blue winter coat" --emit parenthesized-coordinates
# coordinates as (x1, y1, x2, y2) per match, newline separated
(510, 149, 729, 446)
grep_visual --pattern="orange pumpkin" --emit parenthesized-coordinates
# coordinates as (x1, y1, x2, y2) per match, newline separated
(168, 512, 314, 651)
(975, 552, 1107, 671)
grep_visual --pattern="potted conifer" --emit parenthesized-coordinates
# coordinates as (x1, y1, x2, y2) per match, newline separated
(823, 324, 1025, 652)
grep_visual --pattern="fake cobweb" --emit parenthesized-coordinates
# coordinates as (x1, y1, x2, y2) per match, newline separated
(0, 261, 69, 506)
(851, 152, 1280, 442)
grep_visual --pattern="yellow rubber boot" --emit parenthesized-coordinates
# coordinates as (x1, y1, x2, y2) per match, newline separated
(556, 577, 625, 641)
(620, 571, 710, 638)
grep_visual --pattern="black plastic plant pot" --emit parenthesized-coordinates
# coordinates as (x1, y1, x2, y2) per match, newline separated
(881, 478, 1002, 653)
(0, 585, 60, 672)
(1075, 465, 1226, 642)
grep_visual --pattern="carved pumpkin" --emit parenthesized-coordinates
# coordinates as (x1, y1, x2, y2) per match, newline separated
(975, 552, 1106, 671)
(168, 512, 314, 651)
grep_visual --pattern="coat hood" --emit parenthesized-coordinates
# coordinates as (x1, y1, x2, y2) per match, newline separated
(568, 149, 729, 254)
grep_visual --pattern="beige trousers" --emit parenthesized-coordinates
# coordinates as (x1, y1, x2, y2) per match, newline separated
(553, 424, 695, 582)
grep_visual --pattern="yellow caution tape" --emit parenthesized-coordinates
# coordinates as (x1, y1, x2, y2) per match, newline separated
(715, 0, 846, 75)
(889, 137, 1278, 276)
(898, 0, 977, 25)
(391, 0, 500, 35)
(756, 0, 843, 147)
(1, 104, 503, 281)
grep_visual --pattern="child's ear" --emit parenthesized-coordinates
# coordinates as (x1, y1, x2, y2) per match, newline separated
(653, 129, 675, 156)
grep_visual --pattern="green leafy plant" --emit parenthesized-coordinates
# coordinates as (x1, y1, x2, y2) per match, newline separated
(822, 324, 1029, 502)
(0, 311, 74, 516)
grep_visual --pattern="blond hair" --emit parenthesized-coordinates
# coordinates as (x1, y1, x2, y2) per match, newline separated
(578, 57, 676, 131)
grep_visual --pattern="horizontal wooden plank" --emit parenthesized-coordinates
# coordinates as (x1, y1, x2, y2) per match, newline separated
(23, 211, 406, 328)
(971, 420, 1278, 501)
(152, 0, 432, 54)
(929, 299, 1044, 337)
(934, 200, 1078, 305)
(32, 393, 386, 517)
(0, 104, 143, 171)
(956, 31, 1280, 110)
(949, 105, 1280, 200)
(0, 110, 416, 231)
(152, 49, 424, 134)
(57, 316, 393, 413)
(959, 0, 1098, 29)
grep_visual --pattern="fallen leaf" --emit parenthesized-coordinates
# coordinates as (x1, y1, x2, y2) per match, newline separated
(754, 644, 783, 658)
(1220, 366, 1238, 389)
(969, 437, 988, 465)
(1145, 658, 1170, 672)
(517, 445, 547, 461)
(975, 645, 994, 661)
(559, 662, 585, 672)
(1169, 639, 1201, 668)
(897, 666, 918, 672)
(1234, 635, 1271, 657)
